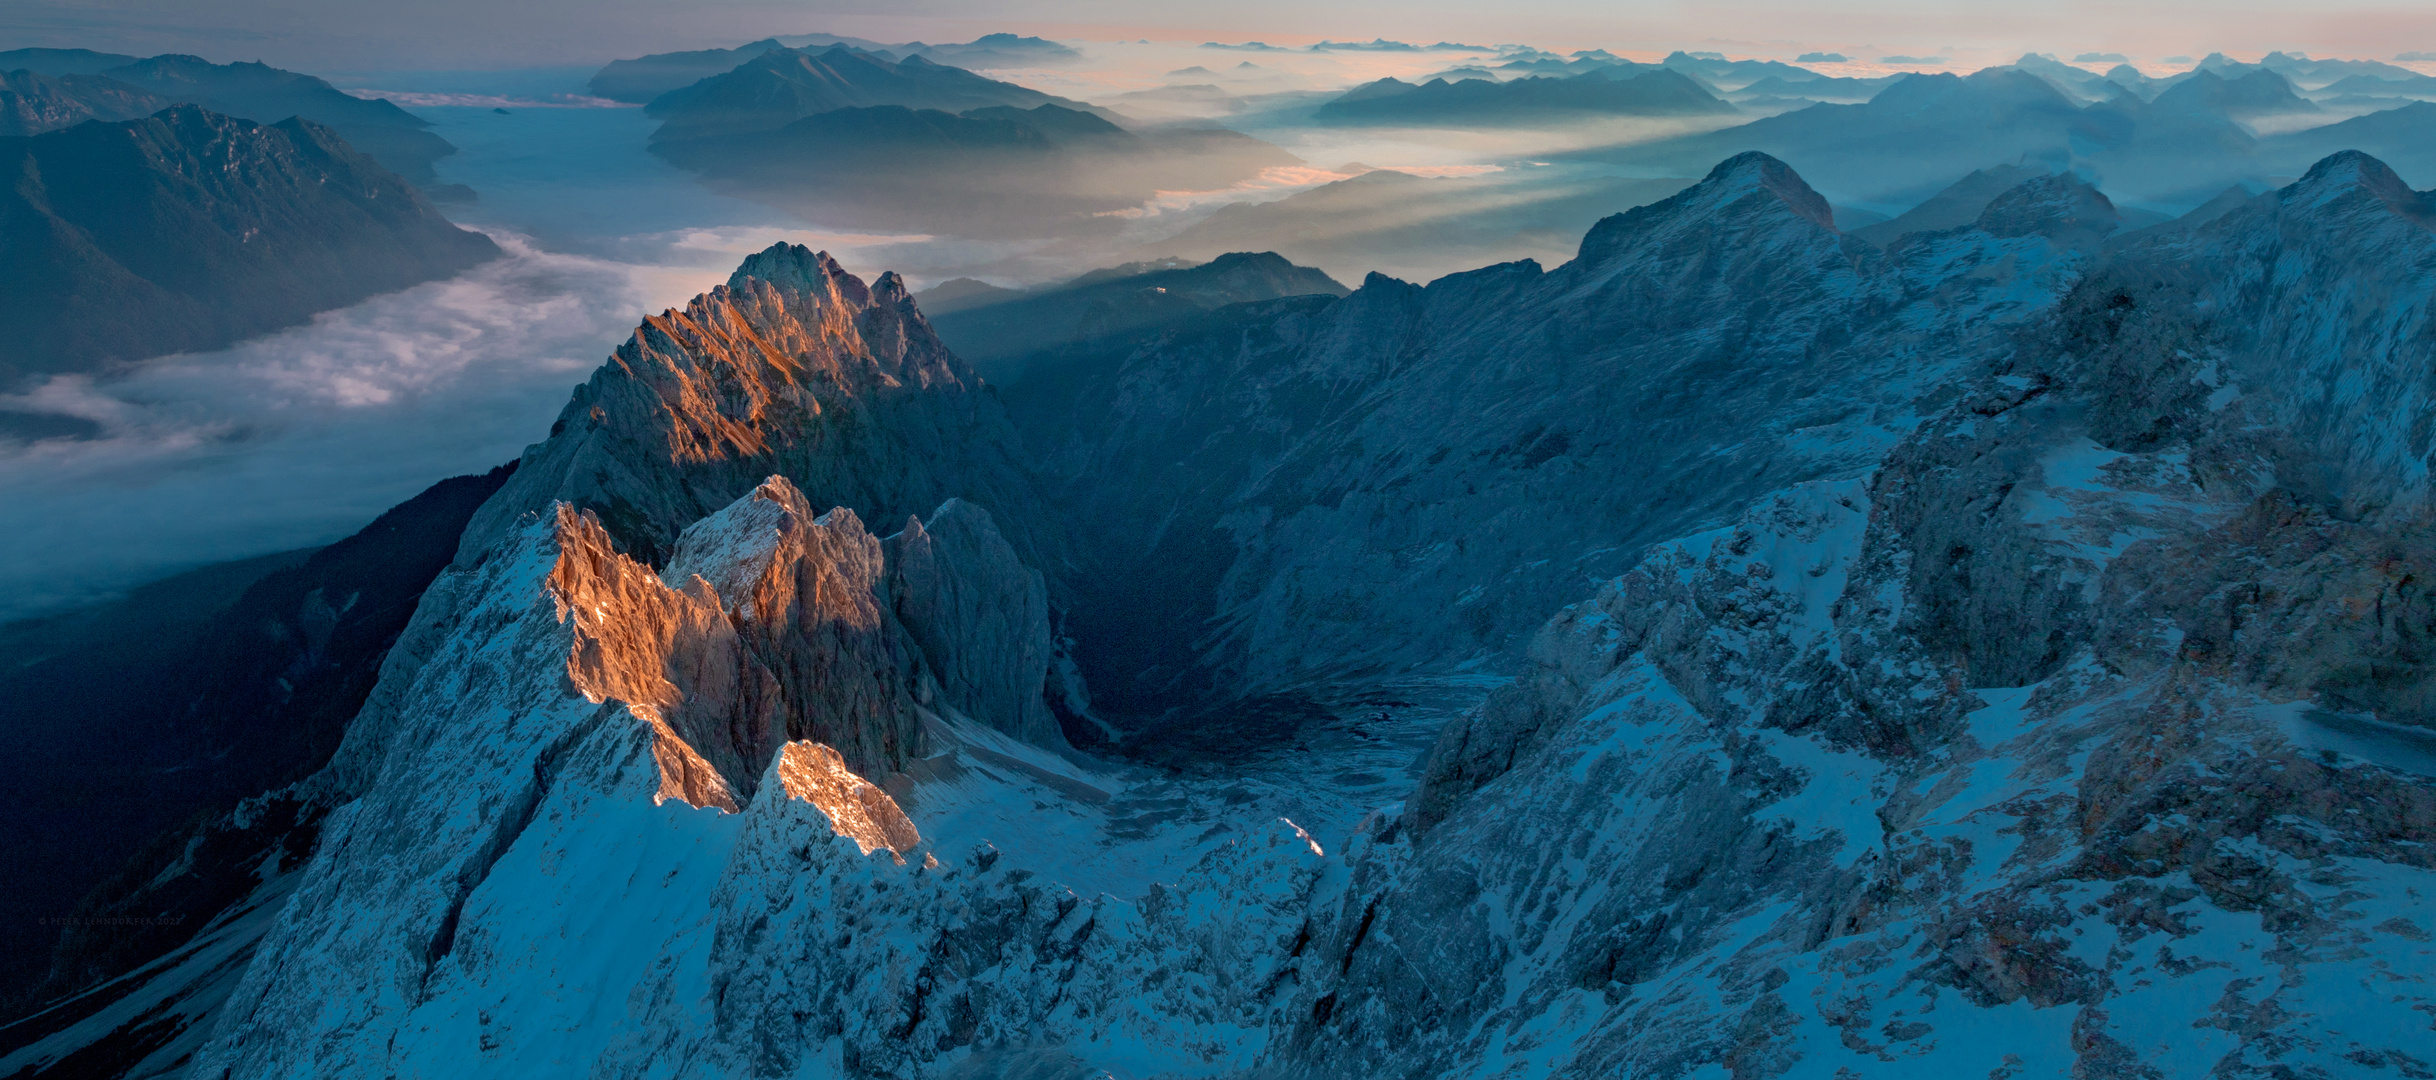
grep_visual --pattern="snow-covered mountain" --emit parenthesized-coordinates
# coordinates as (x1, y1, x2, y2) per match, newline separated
(13, 147, 2436, 1078)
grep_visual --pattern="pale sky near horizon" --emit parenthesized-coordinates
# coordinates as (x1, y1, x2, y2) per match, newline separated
(2, 0, 2432, 74)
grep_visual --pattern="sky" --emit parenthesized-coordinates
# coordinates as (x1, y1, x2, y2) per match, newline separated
(4, 0, 2434, 73)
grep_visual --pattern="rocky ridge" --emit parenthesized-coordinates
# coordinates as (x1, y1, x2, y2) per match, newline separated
(0, 69, 167, 136)
(1296, 149, 2436, 1076)
(1017, 150, 2110, 716)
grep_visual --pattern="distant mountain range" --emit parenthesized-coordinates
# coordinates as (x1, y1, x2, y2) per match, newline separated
(1845, 162, 2053, 244)
(642, 46, 1295, 237)
(0, 50, 457, 184)
(919, 252, 1347, 383)
(0, 104, 498, 387)
(643, 45, 1109, 143)
(1315, 67, 1734, 125)
(665, 104, 1294, 237)
(1150, 168, 1700, 284)
(587, 33, 1083, 104)
(1575, 63, 2436, 208)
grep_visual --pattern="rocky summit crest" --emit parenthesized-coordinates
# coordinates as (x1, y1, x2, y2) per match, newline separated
(457, 241, 1037, 569)
(2283, 147, 2434, 224)
(726, 242, 872, 303)
(1975, 171, 2121, 244)
(1572, 150, 1837, 268)
(1701, 148, 1838, 229)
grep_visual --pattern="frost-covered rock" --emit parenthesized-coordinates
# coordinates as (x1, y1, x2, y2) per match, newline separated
(1271, 148, 2436, 1078)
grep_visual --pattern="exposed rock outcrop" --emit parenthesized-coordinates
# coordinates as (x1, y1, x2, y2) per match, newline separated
(772, 740, 921, 858)
(552, 480, 919, 799)
(884, 499, 1063, 748)
(328, 244, 1054, 802)
(457, 243, 1038, 568)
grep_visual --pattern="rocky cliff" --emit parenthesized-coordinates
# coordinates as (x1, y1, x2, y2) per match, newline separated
(182, 471, 1061, 1078)
(37, 149, 2436, 1079)
(454, 243, 1038, 568)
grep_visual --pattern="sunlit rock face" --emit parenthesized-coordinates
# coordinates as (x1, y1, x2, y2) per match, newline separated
(772, 740, 921, 859)
(553, 478, 920, 801)
(168, 151, 2436, 1079)
(460, 243, 1043, 569)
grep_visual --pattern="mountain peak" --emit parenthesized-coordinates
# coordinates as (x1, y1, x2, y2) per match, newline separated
(2284, 149, 2432, 224)
(1975, 171, 2121, 243)
(1699, 150, 1836, 230)
(729, 242, 870, 306)
(1572, 153, 1840, 269)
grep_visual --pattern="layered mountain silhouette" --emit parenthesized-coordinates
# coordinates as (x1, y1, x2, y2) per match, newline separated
(0, 52, 455, 183)
(0, 105, 498, 385)
(1847, 161, 2056, 244)
(0, 48, 142, 75)
(1314, 66, 1733, 125)
(644, 45, 1107, 142)
(1150, 168, 1699, 284)
(645, 47, 1295, 236)
(1580, 61, 2436, 207)
(920, 251, 1348, 382)
(588, 32, 1081, 104)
